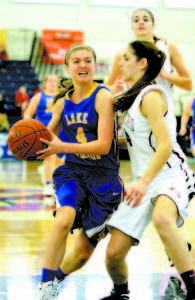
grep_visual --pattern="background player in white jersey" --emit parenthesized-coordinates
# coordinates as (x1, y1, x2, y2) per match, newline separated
(106, 8, 192, 94)
(106, 8, 193, 168)
(100, 41, 195, 300)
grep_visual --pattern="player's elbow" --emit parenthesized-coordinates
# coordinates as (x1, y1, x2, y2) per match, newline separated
(100, 141, 112, 155)
(100, 147, 110, 155)
(159, 141, 172, 160)
(163, 142, 172, 159)
(185, 78, 193, 91)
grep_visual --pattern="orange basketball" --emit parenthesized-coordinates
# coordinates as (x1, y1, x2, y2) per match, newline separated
(7, 119, 51, 161)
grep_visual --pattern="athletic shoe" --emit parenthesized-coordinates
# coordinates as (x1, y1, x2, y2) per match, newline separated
(100, 288, 130, 299)
(38, 279, 59, 299)
(165, 276, 186, 299)
(54, 276, 64, 284)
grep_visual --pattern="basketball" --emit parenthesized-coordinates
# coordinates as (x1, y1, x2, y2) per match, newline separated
(7, 119, 51, 161)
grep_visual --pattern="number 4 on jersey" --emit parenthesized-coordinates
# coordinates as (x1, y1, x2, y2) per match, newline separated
(76, 127, 87, 143)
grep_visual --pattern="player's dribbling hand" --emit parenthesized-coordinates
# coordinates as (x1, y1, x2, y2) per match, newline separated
(37, 131, 65, 159)
(125, 180, 148, 207)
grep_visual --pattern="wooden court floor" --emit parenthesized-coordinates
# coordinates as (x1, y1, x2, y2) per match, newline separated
(0, 158, 195, 300)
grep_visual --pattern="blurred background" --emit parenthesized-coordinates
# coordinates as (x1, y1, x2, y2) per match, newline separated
(0, 1, 195, 299)
(0, 0, 195, 158)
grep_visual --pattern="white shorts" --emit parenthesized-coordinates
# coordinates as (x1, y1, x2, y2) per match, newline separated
(107, 169, 189, 245)
(181, 160, 195, 202)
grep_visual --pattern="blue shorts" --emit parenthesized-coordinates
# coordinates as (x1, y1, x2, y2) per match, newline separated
(53, 161, 124, 247)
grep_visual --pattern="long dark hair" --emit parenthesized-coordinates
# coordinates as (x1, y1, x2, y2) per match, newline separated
(114, 41, 166, 112)
(53, 44, 96, 104)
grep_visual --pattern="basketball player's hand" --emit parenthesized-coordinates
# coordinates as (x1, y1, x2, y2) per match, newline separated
(37, 132, 64, 159)
(125, 180, 148, 207)
(179, 128, 187, 136)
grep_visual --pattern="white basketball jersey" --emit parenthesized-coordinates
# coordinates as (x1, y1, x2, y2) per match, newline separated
(122, 84, 183, 178)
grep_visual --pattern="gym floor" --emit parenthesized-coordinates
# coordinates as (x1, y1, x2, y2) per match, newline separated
(0, 159, 195, 300)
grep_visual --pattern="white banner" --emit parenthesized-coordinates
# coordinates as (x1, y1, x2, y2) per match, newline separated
(88, 0, 157, 7)
(165, 0, 195, 8)
(11, 0, 81, 4)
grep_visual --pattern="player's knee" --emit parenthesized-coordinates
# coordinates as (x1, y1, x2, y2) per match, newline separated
(76, 251, 90, 266)
(73, 244, 93, 266)
(106, 245, 123, 266)
(54, 217, 72, 234)
(152, 210, 172, 233)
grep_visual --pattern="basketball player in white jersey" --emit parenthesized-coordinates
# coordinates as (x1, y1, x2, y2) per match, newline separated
(107, 8, 195, 258)
(100, 41, 195, 300)
(106, 8, 192, 94)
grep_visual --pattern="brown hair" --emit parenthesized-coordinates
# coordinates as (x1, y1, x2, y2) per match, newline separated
(64, 44, 96, 66)
(132, 8, 155, 24)
(42, 73, 58, 84)
(114, 40, 166, 112)
(53, 44, 96, 104)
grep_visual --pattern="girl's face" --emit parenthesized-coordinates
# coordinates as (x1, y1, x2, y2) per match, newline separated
(131, 10, 154, 38)
(66, 50, 95, 83)
(19, 86, 26, 94)
(45, 75, 58, 91)
(120, 47, 144, 83)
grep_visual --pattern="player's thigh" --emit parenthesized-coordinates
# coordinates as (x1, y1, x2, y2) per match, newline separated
(72, 229, 95, 257)
(107, 228, 133, 260)
(53, 166, 88, 208)
(153, 195, 178, 226)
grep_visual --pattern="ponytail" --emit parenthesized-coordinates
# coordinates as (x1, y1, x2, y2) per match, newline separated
(53, 78, 74, 104)
(114, 41, 166, 112)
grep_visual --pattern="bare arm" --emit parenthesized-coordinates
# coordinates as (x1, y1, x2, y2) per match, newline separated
(125, 91, 172, 206)
(140, 91, 172, 184)
(47, 98, 64, 136)
(106, 51, 124, 93)
(23, 93, 41, 119)
(180, 98, 193, 135)
(160, 42, 192, 91)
